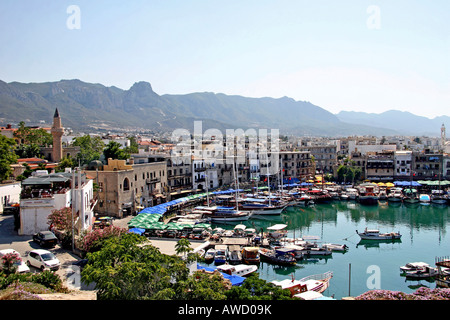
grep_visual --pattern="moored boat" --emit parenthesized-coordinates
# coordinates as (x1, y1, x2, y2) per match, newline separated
(419, 194, 431, 205)
(197, 206, 252, 222)
(271, 271, 333, 297)
(216, 264, 258, 277)
(356, 227, 401, 240)
(431, 190, 447, 205)
(322, 243, 349, 252)
(387, 188, 404, 203)
(204, 248, 215, 263)
(240, 198, 287, 215)
(241, 247, 260, 264)
(346, 188, 359, 200)
(308, 189, 332, 204)
(258, 247, 296, 266)
(340, 192, 349, 201)
(214, 245, 228, 265)
(300, 243, 332, 256)
(405, 266, 438, 279)
(227, 245, 242, 264)
(403, 188, 419, 204)
(266, 224, 288, 239)
(358, 183, 379, 205)
(400, 261, 430, 273)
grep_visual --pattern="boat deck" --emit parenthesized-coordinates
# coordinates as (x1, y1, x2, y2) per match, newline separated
(209, 237, 270, 246)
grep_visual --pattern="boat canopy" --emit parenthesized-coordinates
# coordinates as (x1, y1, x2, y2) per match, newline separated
(267, 224, 288, 231)
(196, 264, 245, 286)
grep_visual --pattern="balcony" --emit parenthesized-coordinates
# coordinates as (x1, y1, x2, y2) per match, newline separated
(146, 178, 161, 184)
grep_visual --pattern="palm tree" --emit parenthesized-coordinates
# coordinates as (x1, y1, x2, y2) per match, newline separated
(175, 238, 193, 260)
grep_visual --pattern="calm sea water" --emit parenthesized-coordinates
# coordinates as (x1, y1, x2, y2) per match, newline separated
(209, 201, 450, 299)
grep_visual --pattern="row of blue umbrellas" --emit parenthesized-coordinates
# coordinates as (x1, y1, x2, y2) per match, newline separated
(394, 181, 422, 187)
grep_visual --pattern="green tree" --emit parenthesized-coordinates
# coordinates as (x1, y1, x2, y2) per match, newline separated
(0, 135, 18, 181)
(72, 135, 105, 166)
(21, 163, 33, 179)
(14, 122, 52, 146)
(56, 156, 75, 172)
(176, 270, 228, 300)
(103, 141, 129, 161)
(15, 143, 42, 159)
(175, 238, 193, 259)
(337, 165, 361, 184)
(81, 232, 189, 300)
(124, 136, 139, 154)
(225, 272, 294, 300)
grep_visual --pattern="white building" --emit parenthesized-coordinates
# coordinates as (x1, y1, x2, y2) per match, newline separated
(394, 151, 413, 179)
(19, 171, 95, 235)
(192, 157, 219, 191)
(348, 141, 397, 156)
(0, 182, 21, 213)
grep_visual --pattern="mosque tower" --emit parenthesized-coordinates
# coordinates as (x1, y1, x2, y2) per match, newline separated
(51, 108, 64, 162)
(441, 123, 446, 150)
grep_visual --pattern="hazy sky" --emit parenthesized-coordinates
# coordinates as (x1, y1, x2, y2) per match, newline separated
(1, 1, 449, 118)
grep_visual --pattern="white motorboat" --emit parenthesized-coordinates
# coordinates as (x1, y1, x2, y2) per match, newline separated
(204, 248, 215, 263)
(405, 266, 439, 279)
(301, 244, 332, 256)
(387, 188, 404, 203)
(272, 271, 333, 296)
(240, 198, 287, 215)
(216, 264, 258, 277)
(400, 262, 430, 273)
(356, 227, 401, 240)
(214, 245, 228, 265)
(227, 245, 243, 264)
(340, 192, 349, 201)
(196, 206, 252, 222)
(322, 243, 349, 252)
(266, 224, 288, 239)
(346, 188, 359, 200)
(419, 194, 431, 205)
(431, 190, 448, 205)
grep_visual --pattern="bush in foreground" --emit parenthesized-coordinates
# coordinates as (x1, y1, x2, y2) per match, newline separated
(356, 287, 450, 300)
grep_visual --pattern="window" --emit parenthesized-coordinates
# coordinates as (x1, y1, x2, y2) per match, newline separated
(123, 178, 130, 191)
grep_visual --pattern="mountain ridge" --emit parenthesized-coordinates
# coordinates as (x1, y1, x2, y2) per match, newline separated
(0, 79, 442, 137)
(336, 110, 449, 137)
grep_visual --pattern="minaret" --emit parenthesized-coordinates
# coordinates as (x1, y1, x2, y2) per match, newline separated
(51, 108, 64, 162)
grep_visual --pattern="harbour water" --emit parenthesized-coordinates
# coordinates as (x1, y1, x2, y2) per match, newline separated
(209, 201, 450, 299)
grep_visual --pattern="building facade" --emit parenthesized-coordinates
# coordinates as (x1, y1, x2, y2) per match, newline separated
(19, 171, 94, 235)
(413, 152, 443, 180)
(365, 151, 395, 181)
(88, 157, 168, 218)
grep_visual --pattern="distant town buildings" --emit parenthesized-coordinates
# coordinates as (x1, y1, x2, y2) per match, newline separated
(0, 109, 449, 219)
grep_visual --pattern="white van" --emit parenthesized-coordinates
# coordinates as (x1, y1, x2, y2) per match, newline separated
(0, 249, 31, 273)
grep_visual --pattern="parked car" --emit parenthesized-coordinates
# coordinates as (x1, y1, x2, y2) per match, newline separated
(26, 249, 60, 271)
(0, 249, 30, 273)
(33, 231, 58, 247)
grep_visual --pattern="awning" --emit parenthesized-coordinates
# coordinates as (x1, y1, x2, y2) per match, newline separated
(196, 264, 245, 286)
(267, 224, 288, 231)
(128, 228, 145, 235)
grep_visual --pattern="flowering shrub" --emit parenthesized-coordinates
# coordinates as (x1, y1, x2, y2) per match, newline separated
(0, 282, 45, 300)
(356, 288, 450, 300)
(47, 207, 73, 231)
(78, 225, 127, 253)
(1, 252, 22, 274)
(412, 287, 450, 300)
